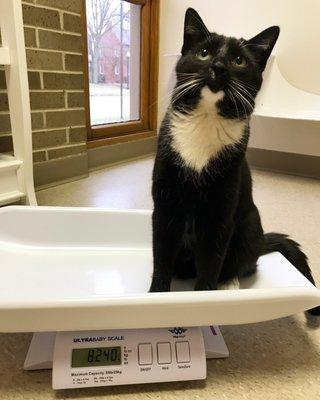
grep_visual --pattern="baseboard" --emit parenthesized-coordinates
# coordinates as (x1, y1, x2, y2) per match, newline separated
(34, 153, 89, 188)
(247, 148, 320, 179)
(33, 144, 318, 189)
(88, 136, 157, 171)
(33, 137, 157, 188)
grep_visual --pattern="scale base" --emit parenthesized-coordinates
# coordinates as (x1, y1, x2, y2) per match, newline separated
(24, 326, 229, 371)
(24, 332, 56, 370)
(202, 326, 229, 359)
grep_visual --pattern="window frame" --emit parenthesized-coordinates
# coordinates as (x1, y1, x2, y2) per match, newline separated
(82, 0, 160, 148)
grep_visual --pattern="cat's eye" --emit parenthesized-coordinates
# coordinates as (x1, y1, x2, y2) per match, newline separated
(197, 49, 211, 61)
(232, 55, 247, 68)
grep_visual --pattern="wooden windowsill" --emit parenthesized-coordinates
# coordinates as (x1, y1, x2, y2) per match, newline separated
(86, 130, 157, 149)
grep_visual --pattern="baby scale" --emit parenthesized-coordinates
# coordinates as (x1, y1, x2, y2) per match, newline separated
(0, 206, 319, 389)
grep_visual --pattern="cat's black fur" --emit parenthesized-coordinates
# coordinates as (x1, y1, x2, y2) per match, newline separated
(150, 8, 320, 316)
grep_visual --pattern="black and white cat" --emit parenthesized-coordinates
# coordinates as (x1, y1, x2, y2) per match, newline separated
(150, 8, 320, 315)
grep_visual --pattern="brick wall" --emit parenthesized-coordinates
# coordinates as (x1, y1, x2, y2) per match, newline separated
(0, 0, 87, 175)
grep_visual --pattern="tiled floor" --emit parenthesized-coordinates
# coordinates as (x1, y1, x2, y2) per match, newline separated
(1, 157, 320, 400)
(37, 157, 154, 209)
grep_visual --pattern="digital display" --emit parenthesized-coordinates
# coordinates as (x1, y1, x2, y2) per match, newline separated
(71, 346, 121, 368)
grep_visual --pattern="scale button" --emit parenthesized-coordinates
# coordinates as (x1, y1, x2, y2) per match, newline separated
(138, 343, 153, 365)
(157, 342, 172, 364)
(175, 341, 191, 363)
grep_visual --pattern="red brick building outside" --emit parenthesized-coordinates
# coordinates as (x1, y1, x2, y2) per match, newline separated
(97, 27, 130, 86)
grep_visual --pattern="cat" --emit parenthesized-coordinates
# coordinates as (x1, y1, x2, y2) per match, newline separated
(149, 7, 320, 316)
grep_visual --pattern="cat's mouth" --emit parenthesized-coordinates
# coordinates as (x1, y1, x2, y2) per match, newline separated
(206, 78, 228, 93)
(205, 71, 229, 93)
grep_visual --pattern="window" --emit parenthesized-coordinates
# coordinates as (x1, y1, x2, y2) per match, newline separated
(83, 0, 159, 147)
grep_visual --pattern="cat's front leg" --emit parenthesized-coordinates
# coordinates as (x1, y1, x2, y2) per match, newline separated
(149, 206, 184, 292)
(194, 221, 234, 291)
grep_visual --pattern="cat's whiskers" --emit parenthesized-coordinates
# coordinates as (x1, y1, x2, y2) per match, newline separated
(229, 82, 254, 119)
(235, 90, 252, 117)
(172, 77, 204, 104)
(171, 76, 202, 99)
(149, 72, 200, 108)
(227, 89, 240, 120)
(176, 74, 201, 83)
(233, 84, 256, 115)
(232, 79, 257, 101)
(232, 78, 258, 93)
(176, 72, 200, 77)
(228, 86, 248, 119)
(234, 79, 257, 90)
(234, 85, 255, 105)
(231, 80, 255, 98)
(148, 75, 201, 111)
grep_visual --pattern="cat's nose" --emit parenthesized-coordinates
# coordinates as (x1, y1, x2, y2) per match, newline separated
(211, 61, 227, 75)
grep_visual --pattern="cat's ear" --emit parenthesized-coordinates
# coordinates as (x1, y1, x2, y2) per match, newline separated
(246, 26, 280, 71)
(182, 8, 209, 55)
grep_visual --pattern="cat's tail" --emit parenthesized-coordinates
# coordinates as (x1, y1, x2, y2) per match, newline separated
(263, 233, 320, 316)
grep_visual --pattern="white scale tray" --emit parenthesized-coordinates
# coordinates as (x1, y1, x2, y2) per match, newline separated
(0, 206, 319, 333)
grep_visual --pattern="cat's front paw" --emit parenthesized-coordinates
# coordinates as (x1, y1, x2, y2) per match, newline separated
(149, 276, 171, 292)
(194, 279, 215, 291)
(218, 278, 240, 290)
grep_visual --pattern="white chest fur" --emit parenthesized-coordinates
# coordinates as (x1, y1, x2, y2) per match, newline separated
(170, 87, 246, 173)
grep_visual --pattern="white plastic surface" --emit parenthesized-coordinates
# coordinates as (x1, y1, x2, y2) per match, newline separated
(254, 58, 320, 121)
(249, 57, 320, 157)
(0, 206, 319, 333)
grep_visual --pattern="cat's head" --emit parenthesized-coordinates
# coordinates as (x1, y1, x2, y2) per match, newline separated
(174, 8, 280, 119)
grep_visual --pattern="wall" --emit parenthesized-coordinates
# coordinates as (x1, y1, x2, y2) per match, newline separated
(1, 1, 318, 186)
(157, 0, 320, 123)
(0, 0, 88, 186)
